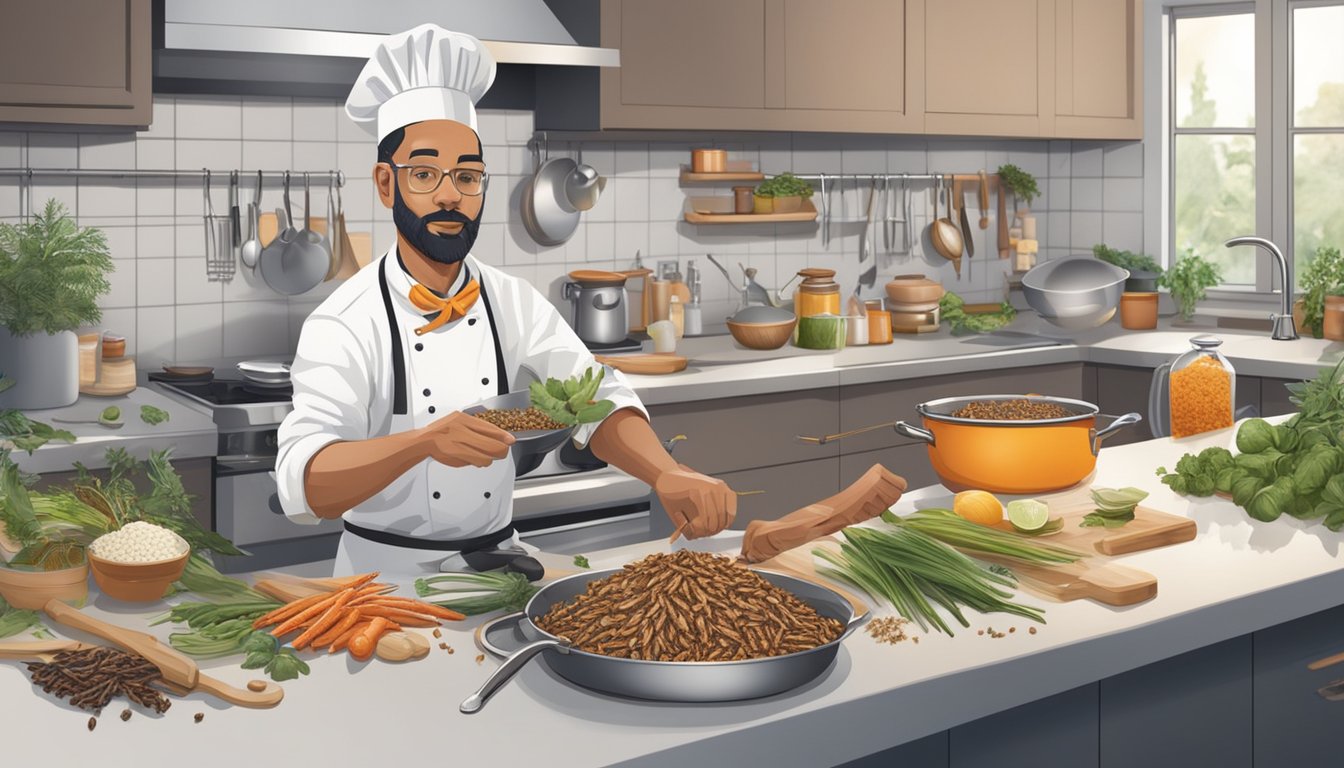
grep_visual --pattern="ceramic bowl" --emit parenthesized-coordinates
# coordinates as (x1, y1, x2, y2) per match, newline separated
(87, 549, 189, 603)
(727, 317, 796, 350)
(0, 562, 89, 609)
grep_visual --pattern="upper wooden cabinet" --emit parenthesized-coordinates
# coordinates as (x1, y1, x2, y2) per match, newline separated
(600, 0, 924, 133)
(0, 0, 152, 127)
(598, 0, 1141, 140)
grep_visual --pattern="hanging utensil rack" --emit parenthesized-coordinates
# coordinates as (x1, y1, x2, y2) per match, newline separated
(0, 167, 346, 184)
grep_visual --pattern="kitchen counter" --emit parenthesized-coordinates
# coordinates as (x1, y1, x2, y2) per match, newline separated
(6, 387, 218, 474)
(628, 313, 1343, 405)
(6, 415, 1344, 767)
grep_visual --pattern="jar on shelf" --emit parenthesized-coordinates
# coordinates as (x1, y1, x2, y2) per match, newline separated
(793, 268, 841, 319)
(1151, 335, 1236, 439)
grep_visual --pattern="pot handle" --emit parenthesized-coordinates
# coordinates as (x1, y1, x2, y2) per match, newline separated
(1090, 412, 1144, 456)
(1148, 362, 1173, 439)
(562, 281, 579, 302)
(894, 421, 935, 445)
(590, 292, 622, 311)
(460, 635, 572, 715)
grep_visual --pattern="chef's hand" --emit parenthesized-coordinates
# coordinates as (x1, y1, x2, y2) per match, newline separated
(418, 411, 516, 468)
(656, 467, 736, 539)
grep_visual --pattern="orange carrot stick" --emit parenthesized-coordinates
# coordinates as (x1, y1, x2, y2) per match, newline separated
(292, 589, 358, 649)
(348, 617, 393, 661)
(312, 608, 363, 650)
(356, 597, 466, 621)
(253, 591, 330, 629)
(347, 606, 442, 627)
(330, 620, 370, 654)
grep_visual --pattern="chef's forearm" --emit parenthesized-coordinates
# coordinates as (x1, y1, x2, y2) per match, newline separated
(588, 408, 680, 487)
(303, 433, 428, 519)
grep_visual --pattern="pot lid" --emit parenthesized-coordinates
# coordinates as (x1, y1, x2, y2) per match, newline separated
(568, 269, 627, 286)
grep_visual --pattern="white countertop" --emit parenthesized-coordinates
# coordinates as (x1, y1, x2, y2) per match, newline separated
(7, 415, 1344, 767)
(7, 387, 218, 474)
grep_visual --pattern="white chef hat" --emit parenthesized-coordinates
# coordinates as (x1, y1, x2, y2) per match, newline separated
(345, 24, 497, 142)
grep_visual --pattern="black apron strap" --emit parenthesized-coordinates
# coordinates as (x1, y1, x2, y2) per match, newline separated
(343, 520, 517, 553)
(376, 259, 408, 415)
(477, 276, 510, 397)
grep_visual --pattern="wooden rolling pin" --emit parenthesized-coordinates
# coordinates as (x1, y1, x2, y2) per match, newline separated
(740, 464, 908, 564)
(44, 600, 284, 708)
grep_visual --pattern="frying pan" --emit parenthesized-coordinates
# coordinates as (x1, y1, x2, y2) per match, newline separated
(460, 567, 867, 713)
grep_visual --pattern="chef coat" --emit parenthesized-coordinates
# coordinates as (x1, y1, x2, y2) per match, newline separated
(276, 246, 647, 574)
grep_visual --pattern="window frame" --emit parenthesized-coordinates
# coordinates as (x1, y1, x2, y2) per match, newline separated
(1287, 0, 1344, 280)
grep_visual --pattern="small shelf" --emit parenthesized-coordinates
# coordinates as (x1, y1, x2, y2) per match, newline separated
(678, 163, 765, 184)
(684, 196, 818, 224)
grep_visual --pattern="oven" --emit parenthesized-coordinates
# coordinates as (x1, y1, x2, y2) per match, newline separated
(154, 375, 655, 570)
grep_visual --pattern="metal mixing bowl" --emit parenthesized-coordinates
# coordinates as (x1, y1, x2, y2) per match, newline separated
(462, 389, 575, 476)
(1021, 256, 1129, 329)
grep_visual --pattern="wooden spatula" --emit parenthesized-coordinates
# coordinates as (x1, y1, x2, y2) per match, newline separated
(44, 600, 284, 708)
(0, 638, 100, 662)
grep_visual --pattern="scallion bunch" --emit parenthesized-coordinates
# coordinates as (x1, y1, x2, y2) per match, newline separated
(883, 509, 1083, 563)
(414, 571, 539, 616)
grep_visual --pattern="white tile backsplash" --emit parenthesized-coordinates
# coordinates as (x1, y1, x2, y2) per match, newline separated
(175, 303, 224, 360)
(78, 182, 136, 218)
(103, 259, 136, 309)
(136, 306, 175, 367)
(1104, 143, 1144, 178)
(1103, 177, 1144, 213)
(176, 97, 241, 140)
(79, 135, 136, 169)
(242, 97, 293, 141)
(136, 257, 175, 306)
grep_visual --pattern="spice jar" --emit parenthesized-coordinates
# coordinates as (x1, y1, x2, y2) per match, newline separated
(1166, 335, 1235, 438)
(1325, 295, 1344, 341)
(1119, 292, 1158, 330)
(733, 186, 755, 215)
(866, 300, 892, 344)
(793, 268, 841, 319)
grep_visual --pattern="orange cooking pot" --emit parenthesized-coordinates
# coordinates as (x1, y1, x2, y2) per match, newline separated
(893, 395, 1143, 494)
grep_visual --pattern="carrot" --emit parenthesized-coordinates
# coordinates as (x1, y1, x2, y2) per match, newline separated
(330, 620, 370, 654)
(271, 592, 345, 637)
(312, 608, 363, 650)
(291, 589, 359, 649)
(353, 596, 466, 621)
(348, 617, 393, 661)
(347, 605, 441, 627)
(252, 591, 330, 629)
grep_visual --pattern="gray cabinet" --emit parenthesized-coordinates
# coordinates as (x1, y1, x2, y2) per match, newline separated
(0, 0, 152, 127)
(949, 683, 1100, 768)
(1091, 363, 1260, 443)
(1259, 377, 1297, 417)
(1252, 603, 1344, 768)
(840, 443, 940, 494)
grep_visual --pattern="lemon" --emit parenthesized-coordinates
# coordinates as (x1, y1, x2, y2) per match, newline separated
(1006, 499, 1051, 532)
(953, 490, 1003, 526)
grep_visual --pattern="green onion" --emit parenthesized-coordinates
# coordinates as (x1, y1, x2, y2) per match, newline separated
(882, 509, 1084, 564)
(415, 570, 538, 616)
(815, 524, 1048, 636)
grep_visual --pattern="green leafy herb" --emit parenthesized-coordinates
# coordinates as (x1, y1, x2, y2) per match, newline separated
(1297, 246, 1344, 338)
(0, 375, 13, 394)
(0, 409, 76, 454)
(573, 554, 590, 569)
(0, 199, 114, 337)
(754, 172, 814, 199)
(264, 648, 310, 682)
(1159, 248, 1223, 321)
(140, 405, 170, 426)
(530, 367, 614, 426)
(939, 291, 1016, 334)
(1080, 487, 1148, 528)
(996, 164, 1039, 205)
(0, 595, 49, 639)
(415, 570, 539, 616)
(1092, 244, 1164, 276)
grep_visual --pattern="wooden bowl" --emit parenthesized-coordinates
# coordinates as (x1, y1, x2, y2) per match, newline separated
(885, 274, 945, 305)
(0, 562, 89, 609)
(87, 549, 189, 603)
(727, 317, 796, 350)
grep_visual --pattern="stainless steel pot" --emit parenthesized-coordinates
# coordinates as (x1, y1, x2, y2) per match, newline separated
(460, 567, 867, 713)
(564, 280, 628, 345)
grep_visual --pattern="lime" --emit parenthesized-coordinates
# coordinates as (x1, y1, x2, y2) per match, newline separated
(1006, 499, 1051, 532)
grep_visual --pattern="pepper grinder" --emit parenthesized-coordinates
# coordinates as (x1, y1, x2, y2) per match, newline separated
(684, 259, 703, 336)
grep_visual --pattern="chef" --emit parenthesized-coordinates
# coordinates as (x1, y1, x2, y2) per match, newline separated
(276, 24, 736, 576)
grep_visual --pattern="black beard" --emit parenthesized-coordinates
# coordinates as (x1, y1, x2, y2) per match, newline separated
(392, 183, 484, 265)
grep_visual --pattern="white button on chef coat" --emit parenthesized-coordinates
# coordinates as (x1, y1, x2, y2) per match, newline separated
(276, 246, 647, 576)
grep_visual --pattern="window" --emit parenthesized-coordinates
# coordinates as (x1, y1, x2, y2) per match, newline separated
(1164, 1, 1344, 293)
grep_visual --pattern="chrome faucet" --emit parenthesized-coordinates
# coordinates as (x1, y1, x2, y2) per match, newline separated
(1225, 236, 1299, 341)
(705, 253, 787, 309)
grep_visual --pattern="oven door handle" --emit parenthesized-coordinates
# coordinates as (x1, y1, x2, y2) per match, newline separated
(215, 457, 277, 477)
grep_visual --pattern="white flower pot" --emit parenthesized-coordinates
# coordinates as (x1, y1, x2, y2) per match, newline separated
(0, 328, 79, 410)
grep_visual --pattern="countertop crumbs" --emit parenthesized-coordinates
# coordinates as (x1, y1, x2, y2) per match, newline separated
(1009, 627, 1017, 634)
(433, 628, 442, 639)
(866, 616, 913, 645)
(475, 654, 486, 664)
(193, 713, 204, 723)
(447, 646, 455, 654)
(1029, 627, 1038, 635)
(977, 630, 985, 636)
(438, 642, 448, 650)
(120, 709, 131, 722)
(87, 717, 96, 732)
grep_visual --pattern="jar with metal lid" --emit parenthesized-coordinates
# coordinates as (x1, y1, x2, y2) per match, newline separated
(1150, 335, 1236, 439)
(794, 268, 841, 319)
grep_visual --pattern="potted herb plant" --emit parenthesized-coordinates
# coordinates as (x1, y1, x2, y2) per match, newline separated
(0, 200, 113, 410)
(1161, 249, 1223, 323)
(753, 172, 814, 215)
(1297, 246, 1344, 340)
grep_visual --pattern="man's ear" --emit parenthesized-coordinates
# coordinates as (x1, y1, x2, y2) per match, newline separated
(374, 163, 395, 210)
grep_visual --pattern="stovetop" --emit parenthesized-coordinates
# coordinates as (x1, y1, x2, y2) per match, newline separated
(152, 375, 292, 405)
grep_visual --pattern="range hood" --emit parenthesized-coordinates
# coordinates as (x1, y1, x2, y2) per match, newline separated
(156, 0, 615, 100)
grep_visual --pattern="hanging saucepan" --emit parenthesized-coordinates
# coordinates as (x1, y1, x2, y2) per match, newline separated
(460, 567, 866, 713)
(892, 395, 1142, 494)
(520, 137, 583, 246)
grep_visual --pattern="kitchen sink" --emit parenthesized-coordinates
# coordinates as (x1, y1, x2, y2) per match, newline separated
(954, 331, 1064, 350)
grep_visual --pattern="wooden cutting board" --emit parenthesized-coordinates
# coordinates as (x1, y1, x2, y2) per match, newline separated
(763, 535, 1158, 607)
(595, 353, 688, 375)
(989, 503, 1196, 556)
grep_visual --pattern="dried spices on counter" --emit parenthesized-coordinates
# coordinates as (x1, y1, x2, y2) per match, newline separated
(535, 550, 844, 662)
(866, 617, 913, 646)
(27, 647, 172, 714)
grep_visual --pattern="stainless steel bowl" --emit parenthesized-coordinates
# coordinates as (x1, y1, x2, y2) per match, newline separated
(1021, 256, 1129, 329)
(461, 567, 867, 712)
(462, 389, 576, 477)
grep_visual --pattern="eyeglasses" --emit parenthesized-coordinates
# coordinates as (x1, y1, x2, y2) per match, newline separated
(385, 162, 489, 196)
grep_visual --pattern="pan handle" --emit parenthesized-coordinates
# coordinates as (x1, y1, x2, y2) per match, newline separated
(460, 636, 572, 715)
(1090, 412, 1143, 456)
(893, 421, 935, 445)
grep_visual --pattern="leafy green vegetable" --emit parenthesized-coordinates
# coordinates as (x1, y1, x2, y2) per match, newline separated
(754, 172, 814, 199)
(573, 555, 590, 569)
(264, 648, 309, 682)
(140, 405, 170, 426)
(415, 570, 539, 616)
(1159, 249, 1223, 321)
(1298, 246, 1344, 338)
(99, 406, 120, 422)
(529, 367, 615, 426)
(939, 292, 1017, 334)
(1080, 487, 1148, 528)
(1092, 244, 1163, 276)
(0, 595, 49, 639)
(0, 409, 76, 453)
(996, 164, 1039, 205)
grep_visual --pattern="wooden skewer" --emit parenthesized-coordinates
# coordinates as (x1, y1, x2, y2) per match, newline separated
(1308, 650, 1344, 671)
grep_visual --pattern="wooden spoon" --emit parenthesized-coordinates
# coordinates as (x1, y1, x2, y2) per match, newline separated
(0, 639, 99, 662)
(931, 175, 964, 277)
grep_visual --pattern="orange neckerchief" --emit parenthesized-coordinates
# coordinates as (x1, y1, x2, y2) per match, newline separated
(407, 279, 481, 336)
